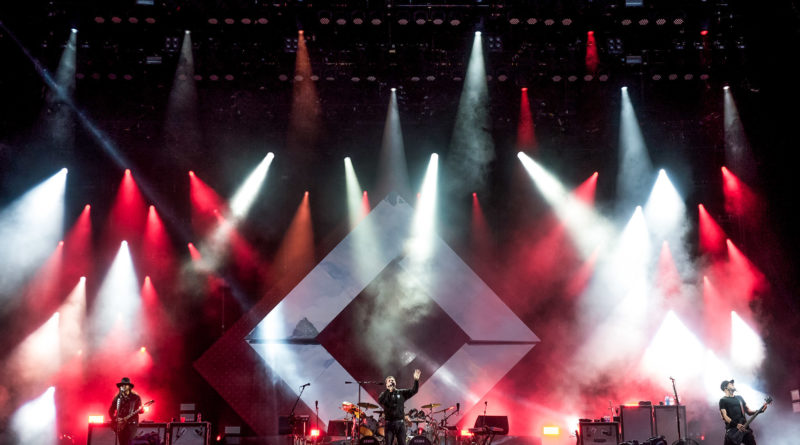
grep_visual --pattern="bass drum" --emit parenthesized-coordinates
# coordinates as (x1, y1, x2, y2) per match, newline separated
(360, 416, 379, 437)
(359, 436, 382, 445)
(408, 436, 432, 445)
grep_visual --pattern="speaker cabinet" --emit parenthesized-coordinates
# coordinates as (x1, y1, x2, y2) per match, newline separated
(327, 419, 351, 437)
(620, 405, 653, 443)
(169, 422, 210, 445)
(579, 422, 619, 445)
(88, 422, 167, 445)
(654, 405, 687, 445)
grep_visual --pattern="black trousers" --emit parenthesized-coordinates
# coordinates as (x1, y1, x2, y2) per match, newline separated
(724, 428, 756, 445)
(116, 423, 138, 445)
(385, 420, 407, 445)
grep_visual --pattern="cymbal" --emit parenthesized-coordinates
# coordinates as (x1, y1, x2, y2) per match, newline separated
(420, 403, 441, 409)
(358, 402, 379, 409)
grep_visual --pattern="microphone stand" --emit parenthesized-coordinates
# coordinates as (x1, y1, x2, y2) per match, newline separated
(669, 378, 699, 445)
(289, 384, 309, 445)
(315, 401, 320, 444)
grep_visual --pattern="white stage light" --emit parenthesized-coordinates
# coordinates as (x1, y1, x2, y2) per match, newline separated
(408, 154, 439, 261)
(11, 387, 57, 445)
(517, 152, 612, 258)
(89, 241, 141, 343)
(641, 311, 704, 381)
(230, 152, 275, 219)
(731, 311, 765, 370)
(344, 157, 364, 229)
(0, 169, 67, 296)
(644, 169, 687, 244)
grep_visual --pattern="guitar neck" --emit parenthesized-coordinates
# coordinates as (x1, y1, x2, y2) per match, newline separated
(743, 409, 762, 428)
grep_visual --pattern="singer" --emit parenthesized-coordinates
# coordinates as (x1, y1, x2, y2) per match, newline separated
(379, 369, 421, 445)
(108, 377, 143, 445)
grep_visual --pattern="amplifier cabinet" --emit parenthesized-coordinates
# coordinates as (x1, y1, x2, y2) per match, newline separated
(88, 422, 167, 445)
(579, 422, 619, 445)
(620, 405, 653, 443)
(169, 421, 210, 445)
(653, 405, 687, 445)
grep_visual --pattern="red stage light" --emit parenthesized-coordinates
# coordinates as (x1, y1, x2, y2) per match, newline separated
(700, 29, 708, 36)
(310, 429, 321, 437)
(188, 243, 202, 261)
(189, 171, 195, 176)
(124, 169, 131, 175)
(140, 346, 146, 353)
(517, 86, 537, 150)
(84, 204, 91, 210)
(460, 430, 474, 437)
(88, 415, 104, 424)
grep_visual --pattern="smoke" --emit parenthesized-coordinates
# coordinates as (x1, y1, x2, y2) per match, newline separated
(361, 261, 433, 372)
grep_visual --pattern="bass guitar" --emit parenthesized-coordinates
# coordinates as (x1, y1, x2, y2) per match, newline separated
(725, 396, 772, 445)
(113, 399, 154, 432)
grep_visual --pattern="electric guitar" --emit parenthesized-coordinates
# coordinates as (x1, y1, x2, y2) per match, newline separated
(113, 399, 154, 432)
(725, 396, 772, 445)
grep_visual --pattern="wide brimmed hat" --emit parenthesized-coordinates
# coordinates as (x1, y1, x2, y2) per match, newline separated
(116, 377, 135, 388)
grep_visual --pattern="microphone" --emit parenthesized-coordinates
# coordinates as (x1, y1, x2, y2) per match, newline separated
(456, 403, 460, 412)
(345, 381, 353, 384)
(669, 376, 675, 381)
(301, 383, 311, 388)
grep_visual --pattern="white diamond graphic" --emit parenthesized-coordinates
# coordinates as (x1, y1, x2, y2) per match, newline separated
(247, 196, 539, 426)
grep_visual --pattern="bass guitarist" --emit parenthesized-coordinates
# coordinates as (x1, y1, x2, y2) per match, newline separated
(719, 379, 765, 445)
(108, 377, 143, 445)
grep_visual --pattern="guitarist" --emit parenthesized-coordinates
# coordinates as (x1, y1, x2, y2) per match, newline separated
(108, 377, 142, 445)
(718, 379, 765, 445)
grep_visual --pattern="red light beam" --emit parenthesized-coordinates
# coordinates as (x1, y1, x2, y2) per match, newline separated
(516, 88, 537, 152)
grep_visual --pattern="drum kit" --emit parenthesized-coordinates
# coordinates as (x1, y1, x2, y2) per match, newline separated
(333, 401, 460, 445)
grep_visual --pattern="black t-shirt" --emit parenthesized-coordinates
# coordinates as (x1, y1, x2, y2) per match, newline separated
(378, 380, 419, 421)
(719, 395, 747, 429)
